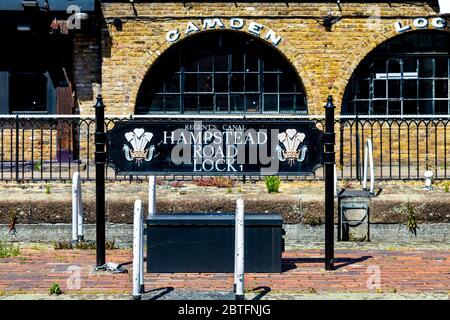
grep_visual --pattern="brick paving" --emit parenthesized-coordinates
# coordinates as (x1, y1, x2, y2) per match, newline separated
(0, 247, 449, 299)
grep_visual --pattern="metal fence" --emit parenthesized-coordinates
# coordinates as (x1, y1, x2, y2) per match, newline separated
(0, 114, 449, 182)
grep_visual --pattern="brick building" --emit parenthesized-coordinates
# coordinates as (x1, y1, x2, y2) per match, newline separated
(95, 0, 450, 117)
(0, 1, 448, 116)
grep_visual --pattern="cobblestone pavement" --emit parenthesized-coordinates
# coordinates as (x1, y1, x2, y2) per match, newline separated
(0, 244, 449, 300)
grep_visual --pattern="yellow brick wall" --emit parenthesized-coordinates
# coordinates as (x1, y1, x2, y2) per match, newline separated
(90, 1, 449, 115)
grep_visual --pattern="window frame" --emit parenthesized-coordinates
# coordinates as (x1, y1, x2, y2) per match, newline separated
(136, 33, 307, 115)
(343, 32, 450, 116)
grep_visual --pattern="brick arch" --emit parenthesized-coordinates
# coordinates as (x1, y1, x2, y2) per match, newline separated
(332, 26, 450, 114)
(125, 26, 315, 115)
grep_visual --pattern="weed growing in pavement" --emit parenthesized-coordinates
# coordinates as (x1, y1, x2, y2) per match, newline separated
(49, 283, 62, 295)
(226, 187, 232, 194)
(0, 239, 20, 258)
(44, 184, 52, 194)
(444, 181, 450, 193)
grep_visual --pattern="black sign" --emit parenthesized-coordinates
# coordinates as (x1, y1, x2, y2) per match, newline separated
(106, 120, 323, 176)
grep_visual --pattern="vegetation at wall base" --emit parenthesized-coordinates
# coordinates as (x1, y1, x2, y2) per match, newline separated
(194, 177, 235, 188)
(265, 176, 281, 193)
(406, 202, 419, 237)
(54, 240, 116, 250)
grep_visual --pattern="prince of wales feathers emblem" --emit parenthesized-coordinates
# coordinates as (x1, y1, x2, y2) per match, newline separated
(276, 129, 308, 166)
(123, 128, 155, 165)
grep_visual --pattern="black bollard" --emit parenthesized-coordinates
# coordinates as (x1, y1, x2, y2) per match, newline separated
(94, 95, 107, 267)
(324, 96, 335, 271)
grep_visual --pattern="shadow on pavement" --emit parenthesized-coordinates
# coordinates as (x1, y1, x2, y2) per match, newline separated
(282, 255, 373, 272)
(251, 286, 271, 300)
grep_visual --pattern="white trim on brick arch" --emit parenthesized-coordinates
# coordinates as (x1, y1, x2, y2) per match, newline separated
(439, 0, 450, 15)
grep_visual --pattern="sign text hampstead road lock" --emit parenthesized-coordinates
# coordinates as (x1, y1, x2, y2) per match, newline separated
(106, 120, 323, 176)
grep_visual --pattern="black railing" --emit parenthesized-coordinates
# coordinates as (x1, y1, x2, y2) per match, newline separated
(0, 115, 448, 182)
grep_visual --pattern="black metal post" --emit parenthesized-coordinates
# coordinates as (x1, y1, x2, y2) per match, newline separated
(355, 115, 361, 183)
(94, 95, 106, 267)
(15, 115, 19, 182)
(324, 96, 335, 271)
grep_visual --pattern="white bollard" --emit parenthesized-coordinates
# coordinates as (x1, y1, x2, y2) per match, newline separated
(363, 139, 375, 194)
(132, 200, 143, 300)
(77, 174, 84, 241)
(71, 172, 80, 242)
(234, 199, 245, 300)
(139, 215, 145, 293)
(148, 176, 157, 219)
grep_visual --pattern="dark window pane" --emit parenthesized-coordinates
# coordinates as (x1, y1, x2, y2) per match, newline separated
(232, 55, 244, 71)
(165, 95, 180, 112)
(245, 53, 259, 72)
(214, 53, 228, 72)
(418, 100, 433, 114)
(388, 80, 401, 98)
(403, 58, 417, 73)
(165, 74, 180, 93)
(214, 74, 228, 93)
(184, 53, 198, 72)
(245, 73, 259, 92)
(199, 95, 214, 112)
(263, 94, 278, 112)
(264, 56, 279, 71)
(371, 60, 386, 74)
(419, 80, 433, 98)
(264, 73, 278, 92)
(403, 80, 417, 98)
(185, 74, 198, 92)
(148, 96, 164, 112)
(342, 101, 355, 114)
(280, 94, 294, 112)
(388, 101, 401, 115)
(435, 58, 448, 78)
(435, 100, 449, 114)
(435, 80, 448, 98)
(231, 74, 244, 92)
(198, 54, 213, 72)
(374, 80, 386, 98)
(246, 94, 259, 112)
(388, 60, 401, 73)
(403, 100, 418, 114)
(355, 80, 369, 99)
(230, 94, 244, 112)
(373, 101, 387, 115)
(198, 74, 213, 93)
(355, 101, 369, 114)
(9, 73, 47, 113)
(216, 95, 229, 112)
(280, 73, 297, 92)
(419, 58, 434, 77)
(184, 95, 198, 112)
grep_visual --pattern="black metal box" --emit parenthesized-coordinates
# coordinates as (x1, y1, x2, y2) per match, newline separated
(146, 213, 283, 273)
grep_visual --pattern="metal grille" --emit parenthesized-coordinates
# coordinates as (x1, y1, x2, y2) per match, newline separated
(343, 31, 450, 115)
(135, 32, 307, 114)
(0, 114, 449, 182)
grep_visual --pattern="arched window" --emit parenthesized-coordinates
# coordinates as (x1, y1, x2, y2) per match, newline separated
(136, 32, 307, 114)
(342, 31, 450, 115)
